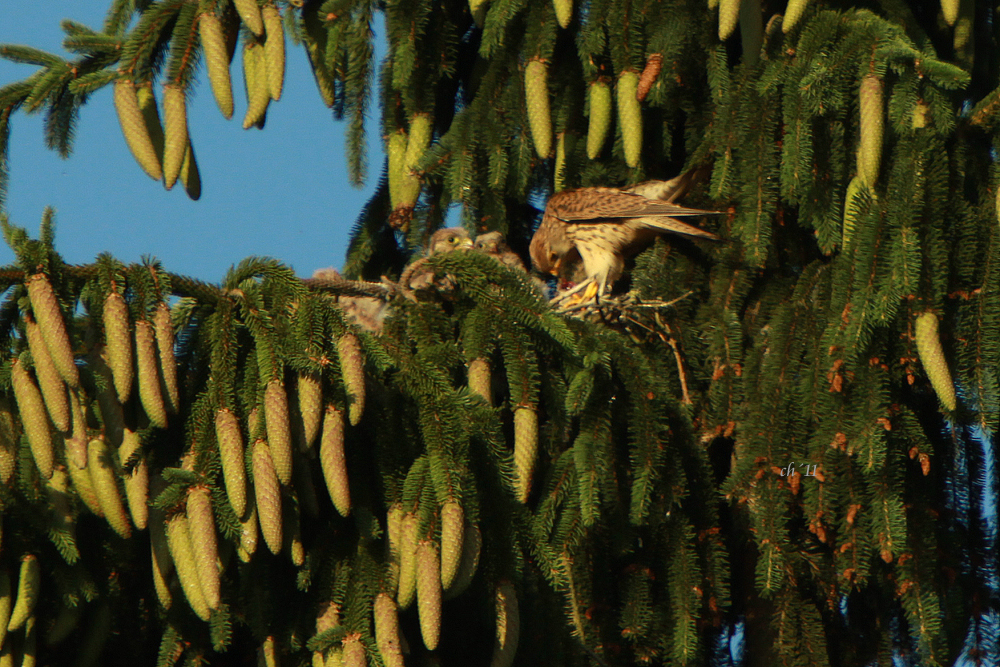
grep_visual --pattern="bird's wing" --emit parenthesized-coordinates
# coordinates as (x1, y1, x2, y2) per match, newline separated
(550, 189, 718, 221)
(628, 216, 719, 240)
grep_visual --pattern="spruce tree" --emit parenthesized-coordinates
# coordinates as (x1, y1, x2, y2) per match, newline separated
(0, 1, 998, 666)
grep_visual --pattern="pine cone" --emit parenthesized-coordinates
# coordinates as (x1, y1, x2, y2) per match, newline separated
(234, 0, 264, 36)
(253, 440, 284, 554)
(587, 80, 612, 159)
(320, 405, 350, 516)
(135, 320, 168, 428)
(857, 74, 884, 188)
(215, 408, 248, 517)
(166, 513, 210, 620)
(153, 302, 180, 414)
(491, 582, 519, 667)
(136, 83, 166, 165)
(26, 273, 78, 387)
(243, 41, 270, 129)
(342, 635, 366, 667)
(636, 54, 663, 102)
(387, 130, 408, 210)
(264, 378, 294, 485)
(200, 11, 234, 119)
(445, 520, 480, 598)
(263, 4, 285, 100)
(24, 314, 69, 432)
(915, 311, 956, 411)
(0, 397, 18, 485)
(238, 502, 260, 562)
(941, 0, 959, 25)
(553, 0, 573, 28)
(64, 387, 89, 470)
(718, 0, 742, 40)
(103, 291, 133, 403)
(397, 512, 419, 609)
(67, 449, 104, 517)
(297, 372, 323, 450)
(513, 406, 538, 503)
(525, 58, 552, 159)
(782, 0, 810, 32)
(374, 593, 404, 667)
(7, 555, 40, 632)
(187, 485, 221, 609)
(416, 540, 442, 650)
(87, 438, 132, 539)
(162, 84, 188, 190)
(337, 333, 366, 425)
(113, 80, 162, 180)
(10, 357, 54, 479)
(439, 501, 464, 590)
(119, 427, 149, 530)
(616, 72, 642, 168)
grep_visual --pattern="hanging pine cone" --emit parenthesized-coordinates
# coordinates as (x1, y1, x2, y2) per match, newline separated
(26, 273, 78, 387)
(513, 405, 538, 503)
(215, 408, 248, 517)
(262, 3, 285, 101)
(113, 79, 162, 180)
(24, 314, 69, 432)
(587, 80, 612, 159)
(264, 378, 294, 485)
(87, 438, 132, 539)
(186, 485, 221, 610)
(320, 405, 350, 516)
(337, 333, 366, 425)
(233, 0, 264, 36)
(162, 84, 188, 190)
(153, 301, 180, 414)
(617, 72, 642, 168)
(416, 540, 442, 650)
(253, 440, 284, 554)
(297, 372, 323, 450)
(135, 320, 168, 429)
(10, 357, 53, 480)
(915, 311, 956, 411)
(439, 500, 464, 590)
(525, 58, 552, 159)
(857, 74, 884, 188)
(491, 582, 519, 667)
(199, 12, 233, 119)
(103, 291, 133, 403)
(165, 513, 210, 621)
(243, 41, 270, 129)
(119, 427, 149, 530)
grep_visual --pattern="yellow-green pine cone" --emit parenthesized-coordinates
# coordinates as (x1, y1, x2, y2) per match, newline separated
(469, 0, 489, 26)
(416, 540, 442, 650)
(21, 615, 37, 667)
(113, 80, 163, 180)
(10, 358, 54, 480)
(387, 130, 408, 209)
(782, 0, 810, 32)
(87, 438, 132, 539)
(180, 140, 201, 201)
(915, 312, 957, 411)
(524, 58, 552, 159)
(439, 501, 464, 590)
(67, 451, 103, 517)
(342, 635, 366, 667)
(491, 582, 519, 667)
(259, 636, 278, 667)
(0, 397, 18, 486)
(119, 427, 148, 530)
(445, 520, 480, 598)
(136, 83, 166, 167)
(153, 302, 179, 414)
(297, 372, 323, 451)
(554, 132, 567, 192)
(215, 408, 248, 518)
(237, 501, 260, 562)
(396, 512, 419, 609)
(24, 315, 69, 432)
(149, 510, 173, 609)
(718, 0, 742, 39)
(842, 175, 864, 249)
(374, 593, 404, 667)
(468, 358, 492, 405)
(587, 81, 611, 160)
(400, 114, 431, 207)
(337, 333, 366, 425)
(264, 378, 293, 485)
(288, 510, 305, 566)
(857, 74, 884, 188)
(103, 291, 133, 404)
(165, 513, 210, 621)
(7, 554, 40, 632)
(234, 0, 265, 36)
(26, 274, 79, 388)
(0, 571, 11, 647)
(941, 0, 959, 25)
(385, 503, 404, 593)
(253, 440, 283, 554)
(243, 41, 270, 129)
(513, 406, 538, 503)
(162, 84, 188, 190)
(186, 486, 221, 610)
(617, 72, 642, 168)
(262, 4, 285, 101)
(319, 405, 350, 516)
(135, 320, 168, 429)
(553, 0, 572, 28)
(249, 406, 262, 440)
(64, 387, 89, 469)
(325, 648, 345, 667)
(199, 12, 234, 119)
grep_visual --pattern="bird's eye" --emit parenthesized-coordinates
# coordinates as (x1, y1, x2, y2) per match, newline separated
(549, 252, 557, 263)
(448, 237, 456, 244)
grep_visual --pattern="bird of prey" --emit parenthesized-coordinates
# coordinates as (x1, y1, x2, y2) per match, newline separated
(474, 231, 528, 272)
(529, 178, 719, 300)
(404, 227, 474, 293)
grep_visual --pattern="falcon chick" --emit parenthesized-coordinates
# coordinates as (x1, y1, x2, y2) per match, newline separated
(404, 227, 474, 292)
(529, 180, 719, 298)
(474, 231, 527, 272)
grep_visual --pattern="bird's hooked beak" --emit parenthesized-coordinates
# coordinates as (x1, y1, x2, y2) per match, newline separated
(458, 237, 474, 250)
(549, 256, 563, 276)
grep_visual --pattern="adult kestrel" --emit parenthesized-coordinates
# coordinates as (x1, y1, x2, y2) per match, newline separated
(529, 179, 719, 298)
(474, 231, 527, 272)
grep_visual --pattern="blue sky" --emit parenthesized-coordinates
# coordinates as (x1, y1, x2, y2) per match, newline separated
(1, 3, 386, 283)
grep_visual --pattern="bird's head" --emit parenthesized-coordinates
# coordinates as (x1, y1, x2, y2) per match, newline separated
(474, 231, 503, 254)
(529, 216, 573, 276)
(427, 227, 473, 256)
